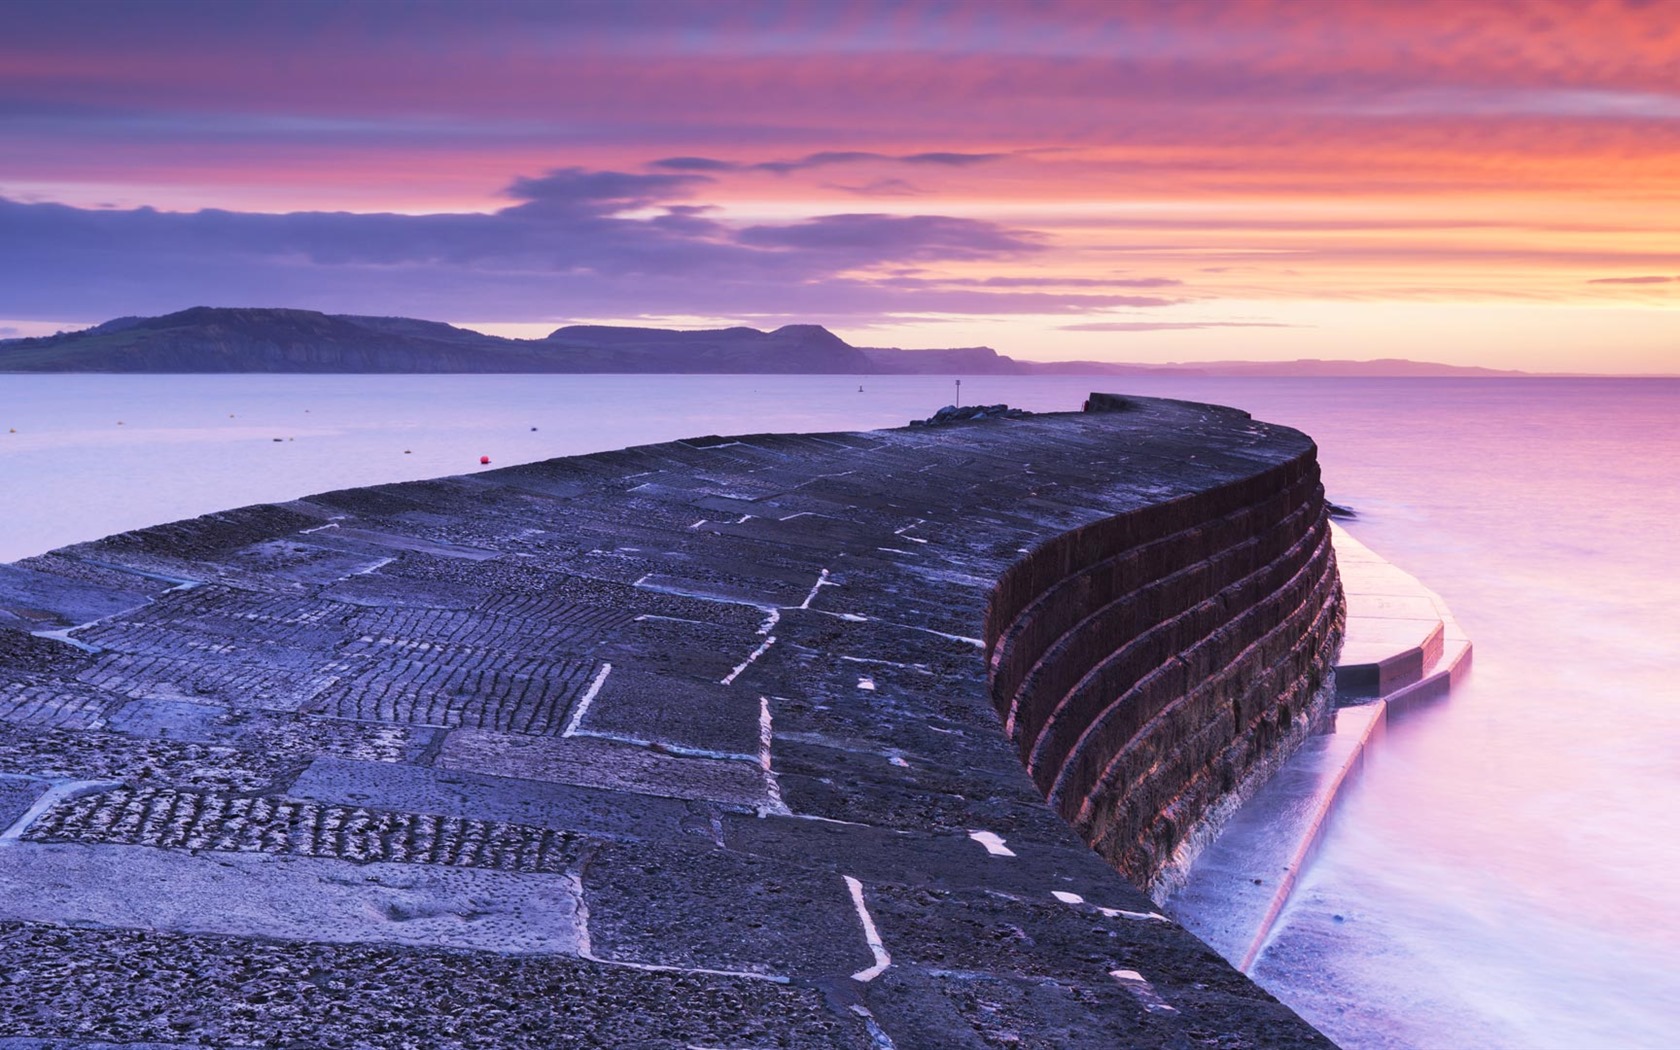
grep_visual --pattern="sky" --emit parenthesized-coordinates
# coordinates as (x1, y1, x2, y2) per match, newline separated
(2, 0, 1677, 373)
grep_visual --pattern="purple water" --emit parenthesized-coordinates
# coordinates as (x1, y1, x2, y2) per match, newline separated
(2, 373, 1675, 1047)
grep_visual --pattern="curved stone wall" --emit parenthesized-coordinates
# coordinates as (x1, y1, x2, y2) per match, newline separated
(987, 404, 1344, 896)
(0, 396, 1344, 1047)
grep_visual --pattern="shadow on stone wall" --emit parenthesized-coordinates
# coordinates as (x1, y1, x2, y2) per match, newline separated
(985, 408, 1345, 899)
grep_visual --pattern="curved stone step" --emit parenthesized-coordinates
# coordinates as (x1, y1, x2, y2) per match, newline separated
(1167, 524, 1472, 972)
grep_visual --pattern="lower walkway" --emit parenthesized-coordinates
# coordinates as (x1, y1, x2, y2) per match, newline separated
(1166, 524, 1472, 972)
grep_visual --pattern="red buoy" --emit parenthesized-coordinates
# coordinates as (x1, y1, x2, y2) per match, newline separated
(480, 455, 491, 465)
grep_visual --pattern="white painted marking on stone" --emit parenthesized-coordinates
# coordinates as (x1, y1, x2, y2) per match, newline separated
(779, 511, 814, 521)
(912, 626, 984, 647)
(797, 568, 834, 610)
(299, 521, 340, 534)
(806, 607, 978, 646)
(967, 830, 1016, 857)
(839, 655, 930, 671)
(0, 779, 122, 841)
(850, 1004, 899, 1050)
(888, 755, 910, 768)
(28, 628, 101, 654)
(844, 875, 892, 982)
(1110, 968, 1178, 1013)
(757, 696, 791, 816)
(783, 812, 872, 827)
(1048, 889, 1165, 921)
(561, 729, 756, 765)
(636, 575, 776, 612)
(757, 696, 776, 772)
(350, 556, 395, 576)
(892, 523, 931, 546)
(856, 676, 876, 691)
(720, 636, 776, 686)
(687, 519, 707, 529)
(757, 608, 780, 637)
(561, 662, 614, 737)
(585, 952, 791, 983)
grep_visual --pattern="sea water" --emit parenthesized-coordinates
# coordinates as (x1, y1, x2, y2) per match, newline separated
(2, 372, 1676, 1047)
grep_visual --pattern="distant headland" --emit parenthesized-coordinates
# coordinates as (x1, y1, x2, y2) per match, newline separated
(0, 306, 1529, 377)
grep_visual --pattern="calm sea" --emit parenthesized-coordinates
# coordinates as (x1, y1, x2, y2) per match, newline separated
(2, 373, 1676, 1047)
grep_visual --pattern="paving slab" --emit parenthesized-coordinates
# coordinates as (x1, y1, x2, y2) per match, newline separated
(0, 842, 582, 954)
(437, 726, 777, 808)
(581, 839, 874, 979)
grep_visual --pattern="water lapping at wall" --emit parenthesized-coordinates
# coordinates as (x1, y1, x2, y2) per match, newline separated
(986, 400, 1344, 899)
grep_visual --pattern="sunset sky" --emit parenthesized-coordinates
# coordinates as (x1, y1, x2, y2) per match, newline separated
(2, 0, 1677, 372)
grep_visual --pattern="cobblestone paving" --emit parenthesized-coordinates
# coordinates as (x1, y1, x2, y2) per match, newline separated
(26, 786, 584, 873)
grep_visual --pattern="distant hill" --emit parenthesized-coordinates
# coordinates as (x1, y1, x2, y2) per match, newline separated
(0, 306, 1529, 376)
(1160, 357, 1527, 378)
(542, 323, 869, 373)
(0, 308, 876, 374)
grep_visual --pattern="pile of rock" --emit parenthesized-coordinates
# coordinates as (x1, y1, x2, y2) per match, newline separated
(908, 403, 1031, 426)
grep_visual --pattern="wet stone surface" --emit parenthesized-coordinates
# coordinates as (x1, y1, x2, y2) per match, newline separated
(0, 398, 1333, 1047)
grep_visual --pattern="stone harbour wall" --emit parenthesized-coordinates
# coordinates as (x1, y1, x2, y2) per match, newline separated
(0, 395, 1342, 1048)
(987, 397, 1343, 897)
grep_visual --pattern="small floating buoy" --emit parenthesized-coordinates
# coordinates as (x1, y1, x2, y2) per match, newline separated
(117, 421, 124, 426)
(530, 426, 538, 432)
(480, 455, 491, 465)
(404, 450, 412, 454)
(858, 385, 863, 392)
(272, 438, 283, 442)
(6, 428, 14, 433)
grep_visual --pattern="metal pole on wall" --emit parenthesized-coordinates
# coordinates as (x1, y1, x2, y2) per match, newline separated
(955, 378, 961, 408)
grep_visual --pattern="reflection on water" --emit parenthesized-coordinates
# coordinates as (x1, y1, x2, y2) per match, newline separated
(2, 374, 1676, 1046)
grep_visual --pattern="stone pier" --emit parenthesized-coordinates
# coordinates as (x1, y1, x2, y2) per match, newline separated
(0, 395, 1341, 1048)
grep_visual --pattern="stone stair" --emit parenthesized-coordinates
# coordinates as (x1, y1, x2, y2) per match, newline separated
(1165, 524, 1472, 972)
